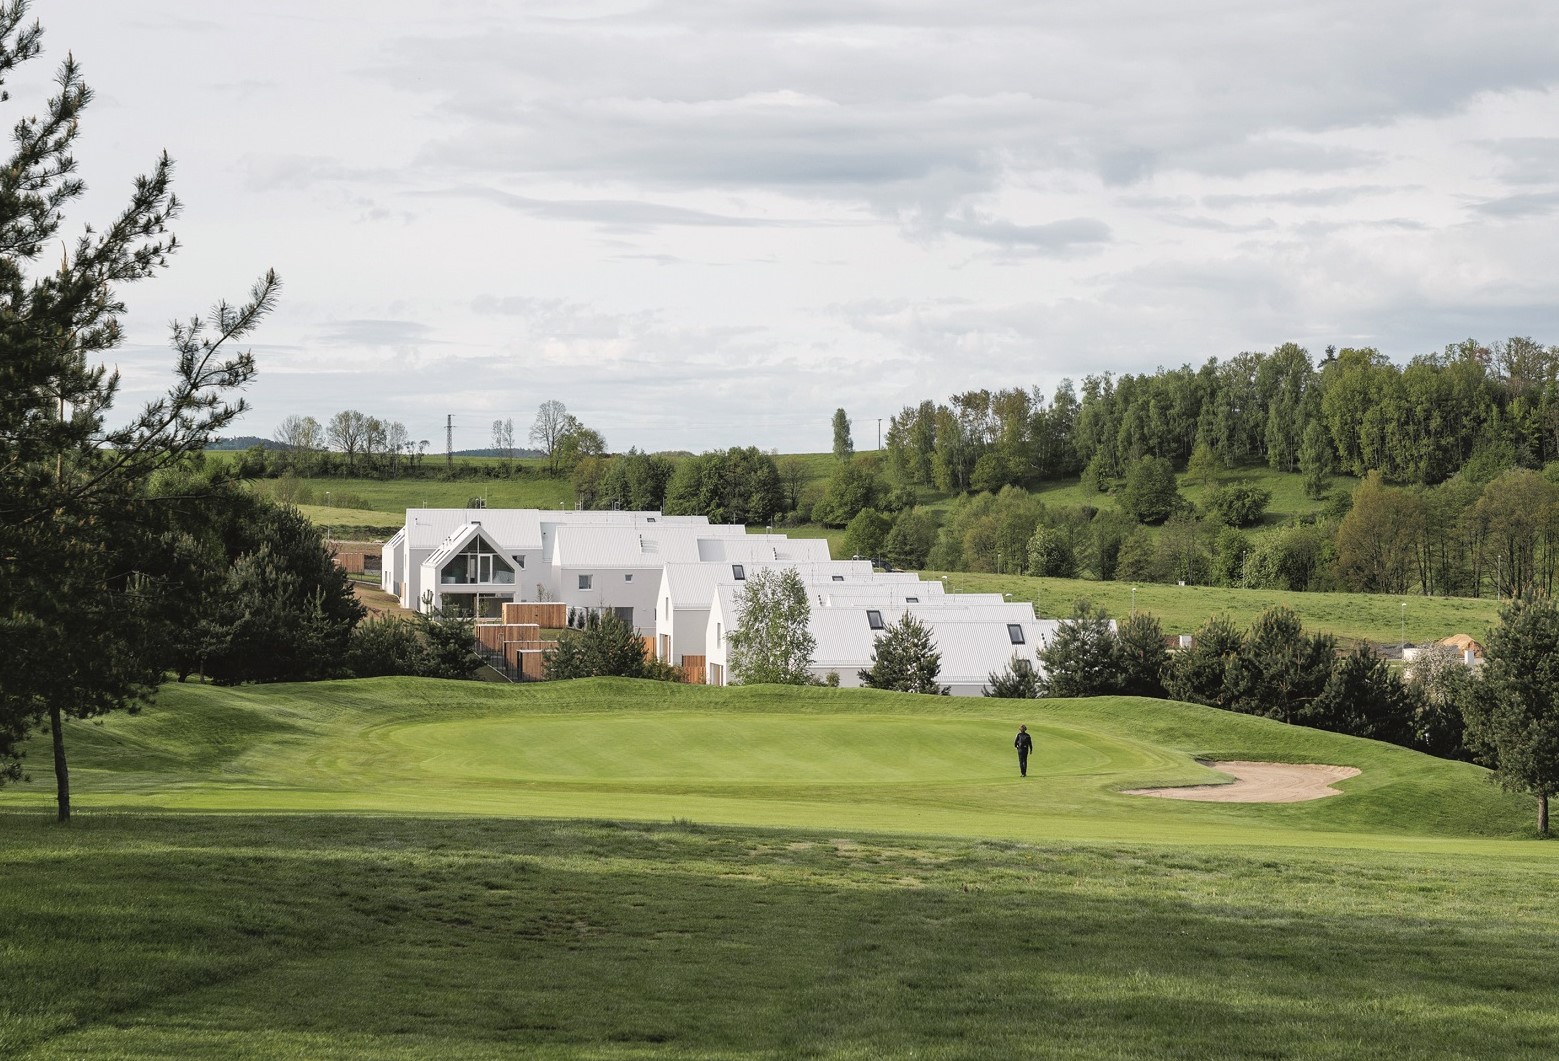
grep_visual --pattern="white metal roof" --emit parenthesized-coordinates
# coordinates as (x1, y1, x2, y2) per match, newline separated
(663, 558, 884, 609)
(808, 609, 1058, 685)
(550, 524, 754, 568)
(399, 507, 708, 550)
(697, 536, 833, 563)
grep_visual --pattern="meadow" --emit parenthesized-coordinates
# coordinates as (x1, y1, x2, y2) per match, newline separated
(932, 572, 1503, 644)
(4, 678, 1557, 1058)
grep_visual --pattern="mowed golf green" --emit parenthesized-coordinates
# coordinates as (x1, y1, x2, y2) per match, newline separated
(6, 678, 1559, 1059)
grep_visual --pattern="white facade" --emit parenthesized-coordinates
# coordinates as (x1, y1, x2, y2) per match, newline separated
(548, 523, 749, 633)
(383, 508, 716, 616)
(653, 559, 878, 666)
(382, 506, 1057, 692)
(704, 587, 1056, 696)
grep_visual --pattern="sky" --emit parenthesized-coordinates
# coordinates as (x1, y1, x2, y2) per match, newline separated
(21, 1, 1559, 454)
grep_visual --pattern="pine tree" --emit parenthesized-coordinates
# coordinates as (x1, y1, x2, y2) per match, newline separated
(984, 656, 1039, 698)
(1036, 600, 1116, 697)
(859, 613, 946, 694)
(0, 3, 277, 819)
(1113, 612, 1169, 698)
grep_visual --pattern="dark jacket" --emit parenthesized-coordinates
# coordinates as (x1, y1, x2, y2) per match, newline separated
(1014, 731, 1033, 754)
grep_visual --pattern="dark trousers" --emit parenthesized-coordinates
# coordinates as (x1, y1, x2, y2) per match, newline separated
(1018, 750, 1029, 776)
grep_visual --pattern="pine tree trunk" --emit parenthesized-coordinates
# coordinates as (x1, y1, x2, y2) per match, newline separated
(50, 703, 71, 823)
(1540, 792, 1549, 837)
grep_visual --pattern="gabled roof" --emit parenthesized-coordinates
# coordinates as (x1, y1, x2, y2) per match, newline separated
(420, 522, 508, 573)
(401, 507, 709, 551)
(404, 508, 544, 550)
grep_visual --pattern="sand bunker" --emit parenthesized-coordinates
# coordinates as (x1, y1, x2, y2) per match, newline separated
(1123, 760, 1360, 803)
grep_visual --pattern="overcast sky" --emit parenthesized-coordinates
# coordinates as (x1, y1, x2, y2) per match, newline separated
(23, 1, 1559, 453)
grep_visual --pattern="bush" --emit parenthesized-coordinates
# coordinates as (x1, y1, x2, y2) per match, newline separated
(1205, 482, 1272, 527)
(543, 611, 675, 681)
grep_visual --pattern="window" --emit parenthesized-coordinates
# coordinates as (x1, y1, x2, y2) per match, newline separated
(513, 555, 525, 569)
(831, 575, 844, 582)
(1008, 624, 1025, 645)
(440, 536, 514, 586)
(624, 573, 633, 582)
(867, 610, 884, 630)
(732, 564, 746, 580)
(716, 622, 722, 647)
(1014, 658, 1033, 675)
(578, 574, 592, 590)
(905, 596, 918, 603)
(646, 516, 656, 522)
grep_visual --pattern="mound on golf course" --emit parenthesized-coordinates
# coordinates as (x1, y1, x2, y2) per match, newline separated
(11, 676, 1534, 849)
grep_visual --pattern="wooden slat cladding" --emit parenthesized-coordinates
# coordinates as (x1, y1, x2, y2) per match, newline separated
(680, 655, 707, 684)
(475, 624, 542, 652)
(502, 602, 567, 628)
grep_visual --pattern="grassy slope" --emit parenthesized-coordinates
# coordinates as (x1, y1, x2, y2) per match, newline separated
(3, 679, 1557, 1059)
(5, 679, 1535, 848)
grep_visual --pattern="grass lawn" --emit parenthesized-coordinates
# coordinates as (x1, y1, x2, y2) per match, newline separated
(4, 678, 1557, 1057)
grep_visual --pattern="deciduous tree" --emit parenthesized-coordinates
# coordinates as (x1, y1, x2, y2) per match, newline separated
(727, 568, 815, 685)
(1463, 597, 1559, 835)
(1118, 455, 1183, 525)
(832, 408, 853, 461)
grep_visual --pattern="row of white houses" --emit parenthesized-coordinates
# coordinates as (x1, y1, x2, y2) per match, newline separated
(381, 508, 1058, 695)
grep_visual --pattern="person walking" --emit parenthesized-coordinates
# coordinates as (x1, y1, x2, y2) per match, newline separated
(1014, 724, 1034, 777)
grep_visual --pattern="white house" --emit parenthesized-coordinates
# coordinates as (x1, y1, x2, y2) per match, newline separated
(546, 522, 750, 633)
(652, 559, 882, 668)
(702, 586, 1056, 695)
(383, 508, 717, 615)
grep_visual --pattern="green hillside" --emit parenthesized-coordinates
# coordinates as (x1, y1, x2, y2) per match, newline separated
(4, 679, 1558, 1058)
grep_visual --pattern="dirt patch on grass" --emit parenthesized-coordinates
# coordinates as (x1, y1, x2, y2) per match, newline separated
(352, 582, 413, 618)
(1123, 760, 1360, 803)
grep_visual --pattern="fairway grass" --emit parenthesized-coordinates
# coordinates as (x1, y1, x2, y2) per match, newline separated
(5, 679, 1557, 1058)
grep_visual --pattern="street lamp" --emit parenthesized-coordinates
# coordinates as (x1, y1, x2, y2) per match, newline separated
(1131, 586, 1137, 615)
(1400, 601, 1407, 653)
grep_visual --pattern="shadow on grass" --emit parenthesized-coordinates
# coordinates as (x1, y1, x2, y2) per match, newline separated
(2, 812, 1556, 1059)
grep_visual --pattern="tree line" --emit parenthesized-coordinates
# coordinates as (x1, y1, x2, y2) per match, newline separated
(247, 400, 605, 481)
(881, 339, 1559, 495)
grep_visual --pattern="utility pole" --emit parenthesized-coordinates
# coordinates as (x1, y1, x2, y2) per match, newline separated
(877, 417, 882, 450)
(446, 414, 454, 474)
